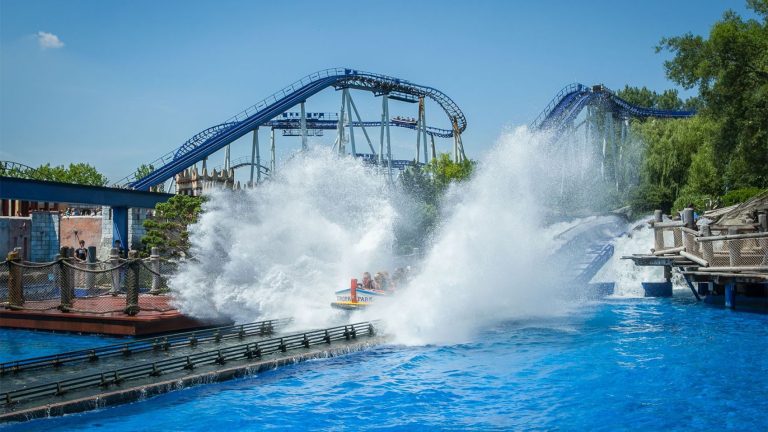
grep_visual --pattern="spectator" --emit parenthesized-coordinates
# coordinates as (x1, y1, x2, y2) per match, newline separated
(75, 240, 88, 261)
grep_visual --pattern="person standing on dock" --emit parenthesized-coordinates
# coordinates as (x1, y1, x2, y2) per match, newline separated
(74, 240, 88, 262)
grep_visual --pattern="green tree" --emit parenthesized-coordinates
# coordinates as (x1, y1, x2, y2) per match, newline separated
(657, 0, 768, 187)
(616, 85, 700, 111)
(425, 153, 475, 194)
(395, 153, 475, 252)
(18, 163, 109, 186)
(631, 116, 719, 212)
(134, 164, 164, 191)
(141, 195, 204, 257)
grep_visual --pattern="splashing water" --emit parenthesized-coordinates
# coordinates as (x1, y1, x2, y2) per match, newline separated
(171, 147, 398, 329)
(173, 128, 620, 344)
(591, 221, 663, 297)
(366, 128, 575, 344)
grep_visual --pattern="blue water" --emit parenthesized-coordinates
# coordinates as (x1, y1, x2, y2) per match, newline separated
(3, 297, 767, 431)
(0, 330, 126, 362)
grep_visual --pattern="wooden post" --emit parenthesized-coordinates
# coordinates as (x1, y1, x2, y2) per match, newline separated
(759, 213, 767, 232)
(85, 246, 96, 292)
(124, 250, 140, 315)
(149, 247, 161, 295)
(724, 282, 735, 309)
(683, 208, 694, 229)
(6, 250, 23, 308)
(57, 247, 73, 312)
(700, 225, 715, 264)
(653, 210, 664, 251)
(110, 248, 120, 295)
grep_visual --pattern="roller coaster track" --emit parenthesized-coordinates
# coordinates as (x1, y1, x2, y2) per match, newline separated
(265, 116, 454, 138)
(531, 83, 695, 136)
(123, 68, 467, 190)
(0, 161, 36, 178)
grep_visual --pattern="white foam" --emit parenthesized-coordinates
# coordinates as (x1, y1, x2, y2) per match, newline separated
(172, 127, 617, 345)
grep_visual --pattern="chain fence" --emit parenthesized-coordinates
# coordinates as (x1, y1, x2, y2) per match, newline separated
(1, 255, 181, 315)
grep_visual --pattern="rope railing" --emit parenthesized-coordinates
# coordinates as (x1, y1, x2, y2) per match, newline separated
(2, 247, 180, 315)
(1, 321, 377, 406)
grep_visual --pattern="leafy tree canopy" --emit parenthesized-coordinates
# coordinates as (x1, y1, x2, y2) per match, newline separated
(1, 162, 108, 186)
(657, 0, 768, 187)
(616, 86, 701, 111)
(141, 195, 204, 257)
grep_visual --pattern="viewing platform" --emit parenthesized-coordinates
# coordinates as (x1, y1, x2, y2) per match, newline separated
(1, 247, 223, 335)
(623, 194, 768, 310)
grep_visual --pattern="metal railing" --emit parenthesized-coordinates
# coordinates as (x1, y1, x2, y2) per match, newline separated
(0, 318, 290, 375)
(1, 321, 376, 406)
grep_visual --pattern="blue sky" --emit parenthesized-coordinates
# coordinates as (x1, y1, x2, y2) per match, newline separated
(0, 0, 754, 182)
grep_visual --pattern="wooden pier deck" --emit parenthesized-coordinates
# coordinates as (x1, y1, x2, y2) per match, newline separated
(0, 296, 221, 336)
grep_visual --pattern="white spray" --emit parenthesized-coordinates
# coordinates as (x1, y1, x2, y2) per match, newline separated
(172, 128, 618, 344)
(171, 147, 398, 329)
(366, 127, 574, 344)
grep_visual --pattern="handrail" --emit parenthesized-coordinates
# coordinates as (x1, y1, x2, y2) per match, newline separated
(0, 318, 290, 375)
(695, 232, 768, 242)
(1, 321, 376, 406)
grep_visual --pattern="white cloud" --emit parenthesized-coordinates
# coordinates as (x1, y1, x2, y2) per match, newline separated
(37, 31, 64, 49)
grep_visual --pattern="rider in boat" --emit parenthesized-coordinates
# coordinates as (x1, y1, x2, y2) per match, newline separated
(361, 272, 375, 289)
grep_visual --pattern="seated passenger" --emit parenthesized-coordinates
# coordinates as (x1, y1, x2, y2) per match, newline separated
(374, 272, 387, 290)
(361, 272, 375, 289)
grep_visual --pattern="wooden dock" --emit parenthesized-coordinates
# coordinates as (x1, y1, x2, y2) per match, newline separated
(0, 296, 222, 336)
(623, 207, 768, 310)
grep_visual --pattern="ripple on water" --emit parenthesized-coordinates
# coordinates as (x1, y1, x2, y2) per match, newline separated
(2, 298, 767, 431)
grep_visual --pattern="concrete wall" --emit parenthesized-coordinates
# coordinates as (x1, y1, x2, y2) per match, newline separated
(60, 216, 102, 252)
(0, 217, 31, 260)
(0, 207, 153, 262)
(128, 208, 149, 251)
(30, 211, 60, 262)
(99, 206, 114, 259)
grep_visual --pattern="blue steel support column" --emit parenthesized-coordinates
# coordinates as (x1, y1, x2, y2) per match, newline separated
(270, 128, 276, 173)
(383, 94, 393, 183)
(112, 206, 128, 256)
(250, 128, 258, 186)
(344, 89, 357, 156)
(337, 94, 346, 154)
(347, 92, 376, 154)
(300, 102, 308, 151)
(725, 282, 735, 309)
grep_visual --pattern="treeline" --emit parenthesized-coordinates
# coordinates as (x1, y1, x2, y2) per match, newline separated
(0, 162, 108, 186)
(620, 0, 768, 213)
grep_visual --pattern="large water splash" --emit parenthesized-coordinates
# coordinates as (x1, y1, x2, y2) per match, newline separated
(591, 221, 663, 297)
(173, 127, 617, 344)
(171, 147, 399, 329)
(366, 128, 576, 344)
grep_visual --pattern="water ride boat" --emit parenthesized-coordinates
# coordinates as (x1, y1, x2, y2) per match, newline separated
(331, 278, 390, 310)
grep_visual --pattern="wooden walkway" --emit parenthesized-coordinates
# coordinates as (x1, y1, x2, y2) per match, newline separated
(1, 296, 222, 335)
